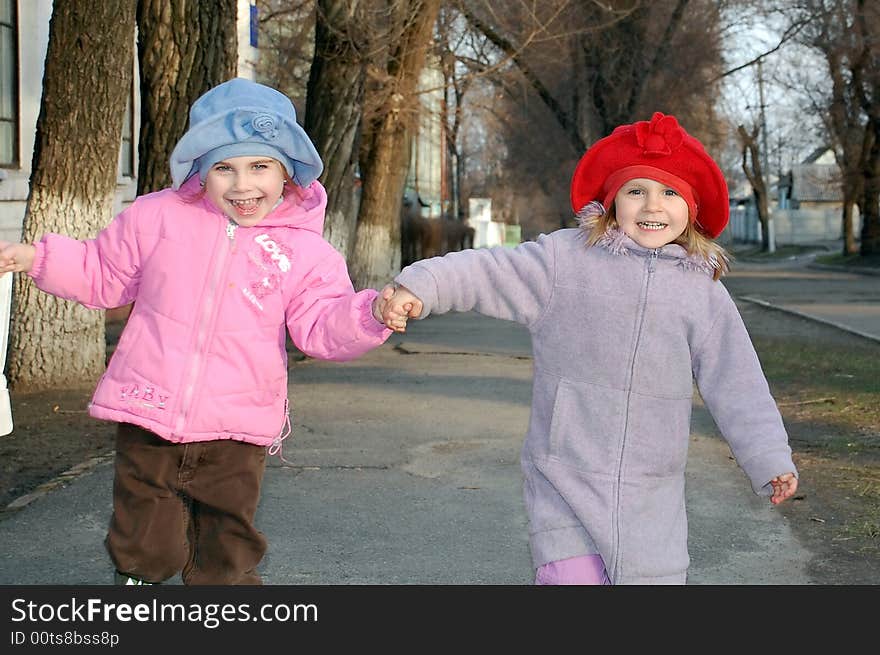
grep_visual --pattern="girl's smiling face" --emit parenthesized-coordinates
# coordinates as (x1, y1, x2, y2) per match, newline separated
(203, 156, 287, 227)
(613, 177, 690, 249)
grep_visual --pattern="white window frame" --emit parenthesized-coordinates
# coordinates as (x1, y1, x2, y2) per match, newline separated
(0, 0, 19, 168)
(118, 81, 135, 179)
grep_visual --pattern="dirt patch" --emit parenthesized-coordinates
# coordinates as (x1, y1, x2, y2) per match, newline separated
(0, 386, 116, 510)
(734, 301, 880, 583)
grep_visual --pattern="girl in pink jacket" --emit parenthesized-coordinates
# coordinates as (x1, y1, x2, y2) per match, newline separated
(0, 78, 395, 585)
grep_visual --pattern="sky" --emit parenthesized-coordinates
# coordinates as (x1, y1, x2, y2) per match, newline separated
(718, 4, 828, 181)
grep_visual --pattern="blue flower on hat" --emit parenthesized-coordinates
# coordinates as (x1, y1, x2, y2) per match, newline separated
(251, 113, 278, 140)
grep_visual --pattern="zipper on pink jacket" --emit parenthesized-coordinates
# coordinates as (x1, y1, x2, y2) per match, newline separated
(175, 220, 237, 434)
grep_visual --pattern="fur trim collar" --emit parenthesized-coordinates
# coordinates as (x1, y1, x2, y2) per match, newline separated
(590, 226, 722, 276)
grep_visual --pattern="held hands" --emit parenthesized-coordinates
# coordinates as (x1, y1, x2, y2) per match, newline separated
(0, 241, 36, 276)
(769, 472, 798, 505)
(370, 284, 424, 333)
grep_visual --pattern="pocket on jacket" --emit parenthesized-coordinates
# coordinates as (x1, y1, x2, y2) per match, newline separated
(548, 379, 626, 475)
(623, 393, 692, 476)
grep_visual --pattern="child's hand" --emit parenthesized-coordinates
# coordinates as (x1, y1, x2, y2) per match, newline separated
(769, 472, 798, 505)
(387, 284, 423, 319)
(374, 285, 409, 333)
(373, 284, 423, 333)
(0, 241, 36, 275)
(380, 284, 423, 333)
(372, 286, 408, 332)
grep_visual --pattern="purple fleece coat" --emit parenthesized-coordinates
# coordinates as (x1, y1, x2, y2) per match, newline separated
(395, 227, 797, 584)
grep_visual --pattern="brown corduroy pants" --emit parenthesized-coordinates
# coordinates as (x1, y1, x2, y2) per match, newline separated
(105, 422, 268, 585)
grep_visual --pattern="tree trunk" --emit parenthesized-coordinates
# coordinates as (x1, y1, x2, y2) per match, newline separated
(859, 182, 880, 255)
(350, 0, 442, 290)
(136, 0, 238, 194)
(842, 202, 858, 255)
(753, 188, 771, 250)
(861, 183, 880, 256)
(841, 173, 860, 256)
(860, 117, 880, 255)
(9, 0, 137, 392)
(738, 124, 772, 251)
(438, 23, 468, 223)
(305, 0, 367, 260)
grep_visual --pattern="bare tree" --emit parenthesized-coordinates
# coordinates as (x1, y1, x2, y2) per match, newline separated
(827, 37, 866, 256)
(458, 1, 723, 151)
(9, 0, 137, 391)
(851, 0, 880, 255)
(256, 0, 316, 102)
(452, 0, 726, 237)
(305, 0, 368, 258)
(738, 123, 773, 251)
(350, 0, 444, 290)
(793, 0, 880, 256)
(437, 5, 475, 222)
(265, 0, 445, 275)
(136, 0, 238, 194)
(257, 1, 367, 253)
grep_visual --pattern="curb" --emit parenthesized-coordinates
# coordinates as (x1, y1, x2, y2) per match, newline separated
(740, 296, 880, 344)
(807, 262, 880, 277)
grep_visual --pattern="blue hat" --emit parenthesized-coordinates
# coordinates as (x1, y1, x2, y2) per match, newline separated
(169, 78, 323, 189)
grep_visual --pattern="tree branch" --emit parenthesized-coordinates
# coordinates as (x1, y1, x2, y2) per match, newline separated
(710, 14, 815, 82)
(457, 1, 586, 152)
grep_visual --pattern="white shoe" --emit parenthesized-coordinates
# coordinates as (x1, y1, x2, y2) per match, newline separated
(114, 571, 156, 585)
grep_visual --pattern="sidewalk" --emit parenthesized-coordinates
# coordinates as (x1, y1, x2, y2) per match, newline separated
(724, 252, 880, 343)
(0, 311, 814, 585)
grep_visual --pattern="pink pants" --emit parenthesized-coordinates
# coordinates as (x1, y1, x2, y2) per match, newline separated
(535, 554, 612, 585)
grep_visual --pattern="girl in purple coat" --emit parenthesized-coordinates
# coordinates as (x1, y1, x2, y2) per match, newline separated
(378, 112, 798, 584)
(0, 79, 396, 585)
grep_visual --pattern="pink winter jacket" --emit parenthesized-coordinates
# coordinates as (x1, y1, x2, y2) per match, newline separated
(28, 178, 391, 447)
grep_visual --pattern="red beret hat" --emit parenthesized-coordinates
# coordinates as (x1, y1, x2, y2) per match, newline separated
(570, 112, 729, 238)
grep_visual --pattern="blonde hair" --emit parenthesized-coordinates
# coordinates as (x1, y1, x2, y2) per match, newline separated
(581, 206, 731, 280)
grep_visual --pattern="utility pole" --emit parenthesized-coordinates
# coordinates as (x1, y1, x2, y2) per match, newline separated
(758, 58, 775, 252)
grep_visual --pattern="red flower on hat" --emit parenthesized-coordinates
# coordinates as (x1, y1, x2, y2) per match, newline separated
(635, 112, 685, 156)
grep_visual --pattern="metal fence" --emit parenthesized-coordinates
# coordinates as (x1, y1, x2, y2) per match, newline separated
(728, 203, 858, 245)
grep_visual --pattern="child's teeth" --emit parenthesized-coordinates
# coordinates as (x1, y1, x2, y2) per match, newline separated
(230, 198, 260, 215)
